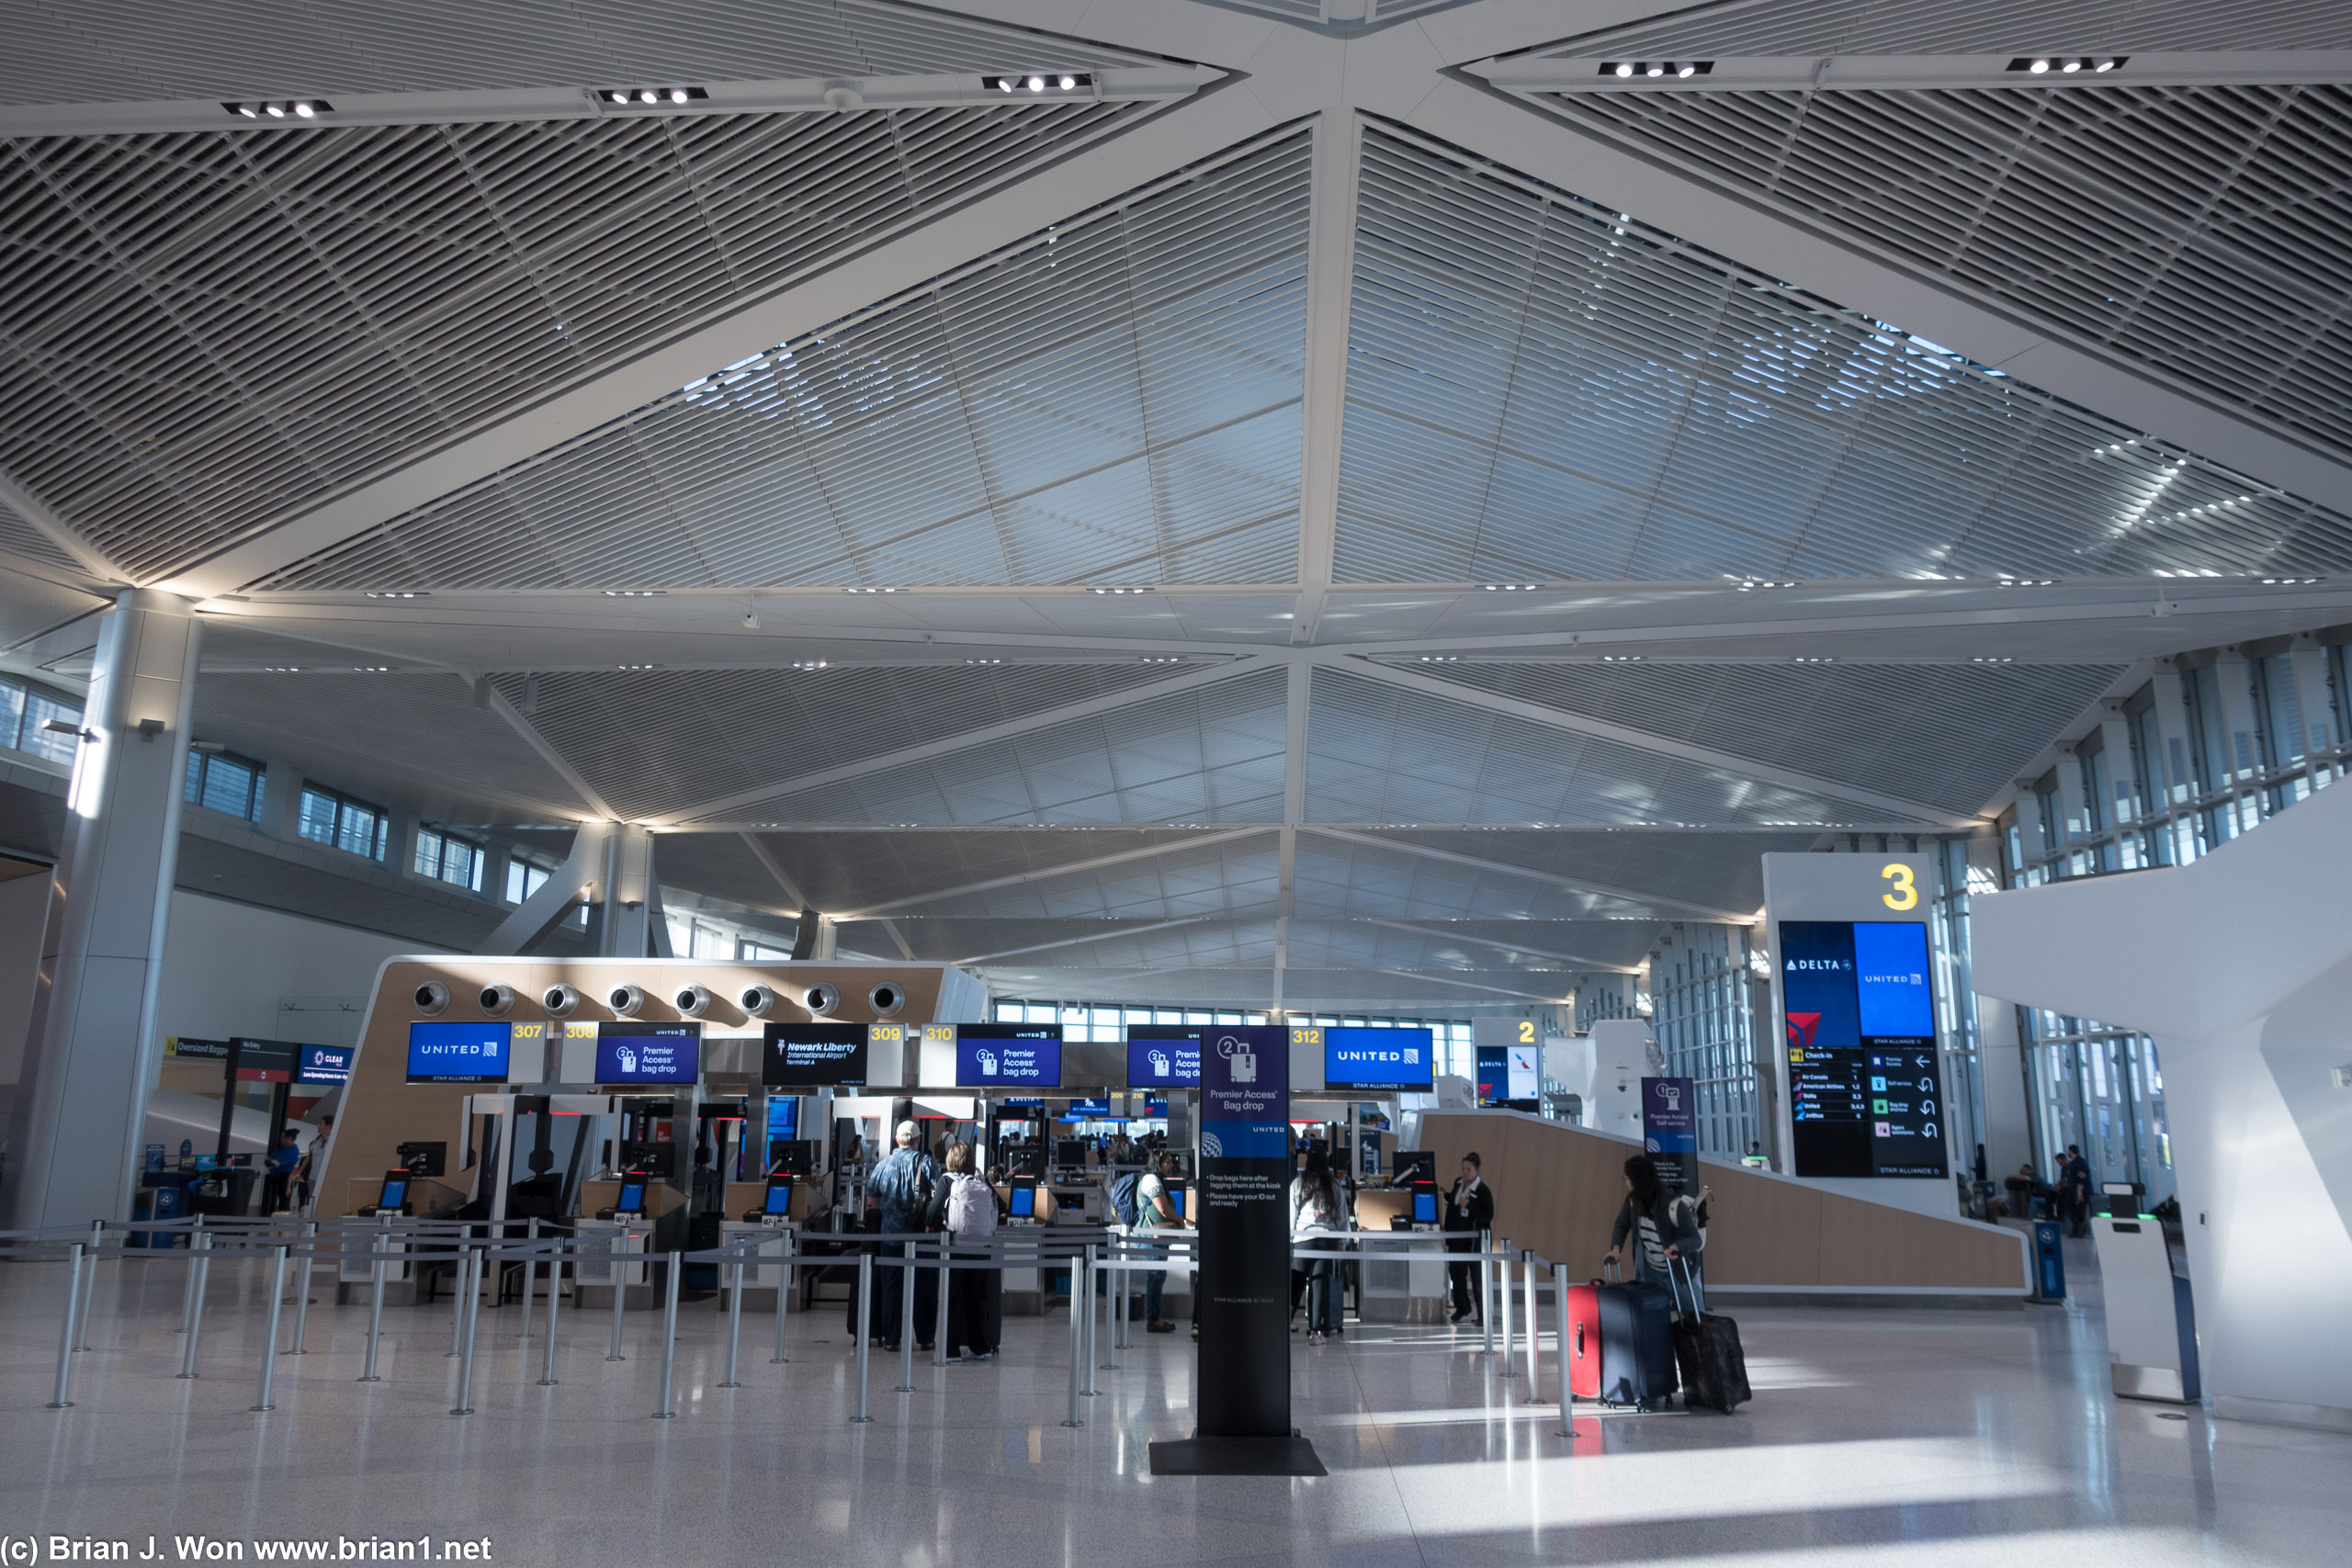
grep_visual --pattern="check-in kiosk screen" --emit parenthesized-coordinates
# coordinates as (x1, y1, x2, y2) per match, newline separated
(1322, 1026, 1434, 1092)
(1780, 919, 1947, 1180)
(762, 1022, 868, 1087)
(1412, 1190, 1438, 1224)
(405, 1021, 511, 1084)
(763, 1178, 793, 1216)
(595, 1021, 701, 1087)
(1007, 1183, 1036, 1218)
(1125, 1025, 1202, 1088)
(955, 1022, 1061, 1088)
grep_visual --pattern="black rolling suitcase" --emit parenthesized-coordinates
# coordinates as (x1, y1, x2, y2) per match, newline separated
(1667, 1258, 1751, 1413)
(1595, 1262, 1679, 1409)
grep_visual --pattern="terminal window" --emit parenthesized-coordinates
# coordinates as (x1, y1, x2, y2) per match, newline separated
(183, 749, 264, 822)
(299, 784, 390, 861)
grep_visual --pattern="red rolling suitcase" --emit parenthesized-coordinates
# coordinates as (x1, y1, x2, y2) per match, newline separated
(1565, 1278, 1605, 1399)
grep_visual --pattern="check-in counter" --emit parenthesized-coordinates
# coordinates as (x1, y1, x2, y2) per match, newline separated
(578, 1179, 686, 1222)
(572, 1216, 652, 1306)
(1351, 1188, 1447, 1323)
(344, 1177, 465, 1217)
(721, 1180, 820, 1224)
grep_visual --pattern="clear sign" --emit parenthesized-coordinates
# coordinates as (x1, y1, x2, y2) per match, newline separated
(295, 1043, 353, 1085)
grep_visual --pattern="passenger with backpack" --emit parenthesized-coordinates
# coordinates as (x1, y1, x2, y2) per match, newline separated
(1133, 1152, 1181, 1334)
(940, 1141, 999, 1362)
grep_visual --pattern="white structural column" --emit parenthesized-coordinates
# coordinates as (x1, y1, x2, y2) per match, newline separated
(8, 590, 202, 1229)
(587, 825, 668, 958)
(1973, 779, 2352, 1432)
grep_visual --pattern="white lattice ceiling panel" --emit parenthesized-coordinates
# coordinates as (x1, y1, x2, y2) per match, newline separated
(686, 664, 1290, 827)
(261, 130, 1311, 592)
(1335, 124, 2352, 582)
(1553, 85, 2352, 458)
(1425, 660, 2121, 815)
(1374, 827, 1818, 916)
(1549, 0, 2352, 59)
(725, 827, 1246, 916)
(1306, 667, 1924, 828)
(1290, 833, 1668, 921)
(0, 101, 1143, 582)
(496, 660, 1199, 822)
(0, 0, 1165, 105)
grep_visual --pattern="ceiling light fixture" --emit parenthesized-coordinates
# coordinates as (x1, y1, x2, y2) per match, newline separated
(2261, 576, 2323, 585)
(1479, 582, 1541, 592)
(353, 665, 390, 672)
(223, 99, 334, 119)
(1971, 656, 2015, 663)
(791, 660, 831, 670)
(1416, 656, 1459, 663)
(1600, 653, 1645, 661)
(261, 665, 301, 673)
(364, 590, 428, 599)
(1600, 61, 1712, 80)
(1792, 656, 1835, 663)
(1088, 586, 1148, 594)
(617, 663, 658, 671)
(1139, 656, 1185, 663)
(598, 85, 709, 108)
(1735, 579, 1798, 591)
(1996, 578, 2058, 587)
(2008, 56, 2126, 75)
(964, 658, 1003, 665)
(842, 585, 900, 593)
(603, 589, 664, 597)
(1026, 75, 1046, 92)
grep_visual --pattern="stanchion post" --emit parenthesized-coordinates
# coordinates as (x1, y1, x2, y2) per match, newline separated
(651, 1250, 681, 1418)
(252, 1246, 289, 1412)
(1060, 1249, 1084, 1427)
(359, 1215, 389, 1382)
(177, 1216, 205, 1334)
(447, 1231, 469, 1359)
(1498, 1235, 1515, 1371)
(288, 1220, 316, 1354)
(518, 1217, 538, 1337)
(75, 1220, 100, 1351)
(933, 1239, 949, 1369)
(1478, 1229, 1495, 1359)
(1554, 1261, 1576, 1435)
(850, 1252, 874, 1422)
(47, 1244, 84, 1409)
(895, 1241, 915, 1393)
(538, 1238, 562, 1387)
(450, 1248, 483, 1416)
(771, 1230, 792, 1365)
(1522, 1250, 1544, 1402)
(178, 1233, 213, 1379)
(719, 1258, 745, 1388)
(606, 1226, 630, 1361)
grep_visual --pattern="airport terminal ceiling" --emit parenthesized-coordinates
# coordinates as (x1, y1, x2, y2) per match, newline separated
(3, 0, 2351, 1014)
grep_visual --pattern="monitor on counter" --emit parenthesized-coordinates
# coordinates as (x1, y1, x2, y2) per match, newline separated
(763, 1022, 869, 1088)
(614, 1179, 648, 1216)
(1321, 1026, 1435, 1093)
(1411, 1190, 1438, 1225)
(1007, 1182, 1036, 1218)
(405, 1021, 511, 1085)
(378, 1174, 409, 1211)
(595, 1021, 700, 1087)
(954, 1022, 1062, 1088)
(763, 1177, 793, 1216)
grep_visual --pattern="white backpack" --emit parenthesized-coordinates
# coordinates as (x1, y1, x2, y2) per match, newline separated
(945, 1172, 997, 1242)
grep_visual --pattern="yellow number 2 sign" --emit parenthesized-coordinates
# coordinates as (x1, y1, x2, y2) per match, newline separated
(1881, 863, 1917, 910)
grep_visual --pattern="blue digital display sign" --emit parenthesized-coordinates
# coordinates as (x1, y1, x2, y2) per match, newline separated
(1322, 1026, 1433, 1092)
(954, 1023, 1061, 1088)
(405, 1021, 510, 1085)
(296, 1043, 353, 1085)
(1125, 1025, 1202, 1088)
(595, 1022, 700, 1086)
(1781, 919, 1945, 1181)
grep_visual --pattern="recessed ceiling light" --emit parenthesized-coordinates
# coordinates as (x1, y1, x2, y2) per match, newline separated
(617, 663, 659, 671)
(1600, 654, 1644, 661)
(1478, 582, 1541, 592)
(1792, 656, 1835, 663)
(262, 665, 301, 673)
(1026, 75, 1046, 92)
(964, 658, 1003, 665)
(353, 665, 390, 672)
(791, 660, 831, 670)
(842, 586, 899, 593)
(603, 589, 664, 597)
(1613, 62, 1634, 77)
(1970, 656, 2015, 663)
(364, 590, 428, 599)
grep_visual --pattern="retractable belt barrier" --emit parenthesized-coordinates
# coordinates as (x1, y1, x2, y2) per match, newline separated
(11, 1216, 1555, 1427)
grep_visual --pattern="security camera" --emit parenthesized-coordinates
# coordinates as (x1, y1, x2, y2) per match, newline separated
(674, 984, 714, 1017)
(413, 981, 450, 1016)
(741, 984, 779, 1018)
(608, 983, 647, 1016)
(801, 981, 841, 1017)
(479, 984, 517, 1017)
(543, 983, 582, 1017)
(867, 981, 905, 1019)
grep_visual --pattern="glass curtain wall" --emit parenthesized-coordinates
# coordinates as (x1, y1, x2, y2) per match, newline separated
(1646, 924, 1758, 1159)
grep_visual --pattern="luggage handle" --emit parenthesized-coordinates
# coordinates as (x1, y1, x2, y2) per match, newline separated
(1666, 1253, 1700, 1321)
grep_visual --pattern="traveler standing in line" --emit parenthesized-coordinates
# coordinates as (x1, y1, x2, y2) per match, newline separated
(1603, 1154, 1702, 1292)
(865, 1121, 940, 1351)
(263, 1129, 302, 1214)
(1135, 1151, 1181, 1334)
(2062, 1145, 2093, 1237)
(1291, 1145, 1345, 1346)
(296, 1113, 334, 1213)
(940, 1141, 999, 1362)
(1442, 1153, 1493, 1325)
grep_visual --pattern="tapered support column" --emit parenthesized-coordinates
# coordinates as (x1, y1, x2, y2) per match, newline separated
(9, 590, 201, 1229)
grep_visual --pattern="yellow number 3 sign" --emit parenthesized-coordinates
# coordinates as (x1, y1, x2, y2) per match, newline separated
(1881, 863, 1917, 910)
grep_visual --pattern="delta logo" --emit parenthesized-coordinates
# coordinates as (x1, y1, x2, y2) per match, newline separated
(1785, 1013, 1822, 1051)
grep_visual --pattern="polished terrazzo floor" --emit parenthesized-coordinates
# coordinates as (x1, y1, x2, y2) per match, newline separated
(3, 1238, 2344, 1567)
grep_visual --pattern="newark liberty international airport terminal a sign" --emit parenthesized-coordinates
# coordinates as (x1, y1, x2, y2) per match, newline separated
(1149, 1024, 1323, 1478)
